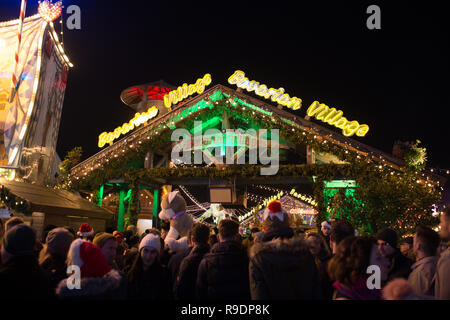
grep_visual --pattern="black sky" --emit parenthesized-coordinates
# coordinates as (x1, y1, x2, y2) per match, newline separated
(1, 0, 449, 168)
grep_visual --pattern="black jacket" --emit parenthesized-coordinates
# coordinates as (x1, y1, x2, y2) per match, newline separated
(175, 243, 210, 300)
(249, 235, 320, 300)
(387, 250, 413, 281)
(127, 262, 172, 300)
(196, 240, 251, 300)
(0, 255, 55, 300)
(168, 246, 192, 293)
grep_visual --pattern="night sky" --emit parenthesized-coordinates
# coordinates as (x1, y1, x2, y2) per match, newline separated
(1, 0, 449, 168)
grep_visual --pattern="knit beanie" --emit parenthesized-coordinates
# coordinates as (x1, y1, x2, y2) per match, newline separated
(376, 228, 398, 248)
(139, 233, 161, 252)
(45, 227, 74, 256)
(262, 200, 290, 231)
(93, 232, 116, 249)
(2, 224, 36, 257)
(77, 223, 94, 237)
(321, 221, 332, 230)
(67, 239, 112, 278)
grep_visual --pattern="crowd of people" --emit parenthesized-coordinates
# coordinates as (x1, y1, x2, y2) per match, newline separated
(0, 201, 449, 300)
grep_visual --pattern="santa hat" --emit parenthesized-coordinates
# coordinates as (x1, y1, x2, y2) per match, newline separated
(77, 223, 94, 237)
(139, 233, 161, 253)
(67, 239, 112, 278)
(262, 200, 290, 231)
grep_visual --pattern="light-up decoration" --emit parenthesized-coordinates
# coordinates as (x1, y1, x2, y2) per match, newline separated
(38, 1, 62, 23)
(238, 191, 284, 223)
(228, 70, 302, 110)
(289, 188, 317, 207)
(163, 74, 212, 109)
(98, 106, 159, 148)
(306, 101, 369, 137)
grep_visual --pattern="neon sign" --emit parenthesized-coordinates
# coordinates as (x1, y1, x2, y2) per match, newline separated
(98, 106, 159, 148)
(163, 74, 212, 109)
(227, 70, 302, 110)
(306, 101, 369, 137)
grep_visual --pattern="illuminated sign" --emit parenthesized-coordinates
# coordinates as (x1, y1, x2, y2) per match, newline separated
(228, 70, 302, 110)
(98, 106, 159, 148)
(163, 74, 212, 109)
(306, 101, 369, 137)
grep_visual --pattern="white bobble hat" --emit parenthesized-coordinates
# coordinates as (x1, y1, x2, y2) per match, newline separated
(139, 233, 161, 252)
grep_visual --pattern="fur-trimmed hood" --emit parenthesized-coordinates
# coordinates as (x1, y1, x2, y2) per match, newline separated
(250, 235, 311, 261)
(56, 269, 123, 299)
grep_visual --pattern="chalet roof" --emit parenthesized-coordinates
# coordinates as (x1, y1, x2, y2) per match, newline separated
(0, 178, 113, 219)
(70, 84, 443, 184)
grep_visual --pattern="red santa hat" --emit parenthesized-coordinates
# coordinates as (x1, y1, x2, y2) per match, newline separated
(67, 239, 112, 278)
(77, 223, 94, 237)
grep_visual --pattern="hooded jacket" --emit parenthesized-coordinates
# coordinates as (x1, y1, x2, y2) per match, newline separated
(55, 269, 126, 300)
(249, 235, 320, 300)
(196, 240, 250, 300)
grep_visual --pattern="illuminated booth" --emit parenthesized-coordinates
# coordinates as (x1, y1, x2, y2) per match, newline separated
(69, 71, 445, 234)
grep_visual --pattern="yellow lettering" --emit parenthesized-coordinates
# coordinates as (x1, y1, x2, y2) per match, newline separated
(335, 117, 348, 129)
(323, 108, 343, 125)
(356, 124, 370, 137)
(228, 70, 245, 85)
(343, 121, 360, 136)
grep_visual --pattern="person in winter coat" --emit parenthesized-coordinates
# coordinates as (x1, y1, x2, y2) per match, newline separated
(249, 200, 319, 300)
(196, 219, 250, 300)
(376, 228, 413, 281)
(55, 239, 126, 300)
(408, 226, 440, 296)
(39, 227, 74, 289)
(328, 236, 389, 300)
(93, 232, 119, 269)
(329, 219, 355, 255)
(127, 233, 172, 300)
(307, 232, 333, 299)
(435, 206, 450, 299)
(0, 224, 55, 300)
(175, 223, 210, 300)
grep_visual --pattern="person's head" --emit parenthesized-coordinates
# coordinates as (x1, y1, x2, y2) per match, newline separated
(218, 219, 240, 242)
(328, 236, 389, 287)
(138, 233, 161, 268)
(77, 223, 94, 239)
(93, 232, 118, 266)
(321, 221, 332, 237)
(190, 223, 210, 246)
(376, 228, 398, 257)
(66, 239, 112, 278)
(39, 227, 74, 264)
(439, 206, 450, 242)
(4, 216, 24, 233)
(112, 231, 124, 245)
(208, 234, 218, 247)
(413, 226, 440, 260)
(262, 200, 290, 231)
(307, 232, 330, 257)
(329, 219, 355, 254)
(399, 237, 413, 254)
(127, 225, 137, 236)
(1, 224, 36, 263)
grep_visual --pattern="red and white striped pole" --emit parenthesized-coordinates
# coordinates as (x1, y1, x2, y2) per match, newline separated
(8, 0, 27, 103)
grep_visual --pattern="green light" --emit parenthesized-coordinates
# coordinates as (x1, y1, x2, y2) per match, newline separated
(324, 180, 358, 188)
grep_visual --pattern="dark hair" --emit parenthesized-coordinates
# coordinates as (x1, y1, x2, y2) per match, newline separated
(208, 234, 218, 247)
(415, 226, 440, 256)
(330, 219, 355, 246)
(218, 219, 239, 240)
(328, 236, 375, 287)
(190, 223, 210, 245)
(128, 247, 160, 283)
